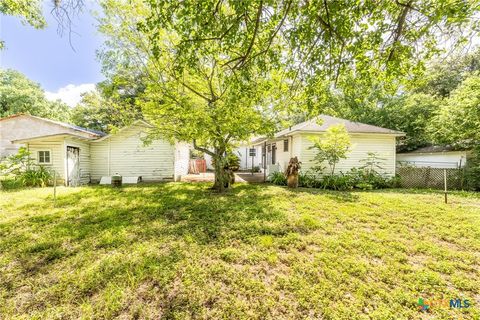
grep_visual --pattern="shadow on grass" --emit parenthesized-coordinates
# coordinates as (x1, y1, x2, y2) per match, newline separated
(4, 183, 290, 277)
(283, 186, 360, 202)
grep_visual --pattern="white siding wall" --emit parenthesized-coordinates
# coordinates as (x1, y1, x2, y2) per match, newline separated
(174, 142, 190, 181)
(236, 145, 263, 170)
(299, 133, 397, 176)
(64, 138, 92, 184)
(90, 125, 175, 181)
(26, 138, 65, 182)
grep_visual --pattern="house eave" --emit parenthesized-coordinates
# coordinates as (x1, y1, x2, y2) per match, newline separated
(12, 133, 96, 144)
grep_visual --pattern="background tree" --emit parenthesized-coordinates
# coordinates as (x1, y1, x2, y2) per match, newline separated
(415, 49, 480, 98)
(428, 74, 480, 148)
(0, 69, 71, 121)
(309, 124, 351, 175)
(71, 75, 144, 133)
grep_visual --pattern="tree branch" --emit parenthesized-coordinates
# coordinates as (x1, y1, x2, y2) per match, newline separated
(388, 0, 413, 62)
(193, 139, 215, 157)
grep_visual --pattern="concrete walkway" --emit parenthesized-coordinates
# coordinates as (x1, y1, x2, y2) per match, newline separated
(182, 172, 265, 183)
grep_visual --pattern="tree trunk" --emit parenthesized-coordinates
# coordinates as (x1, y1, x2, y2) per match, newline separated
(192, 140, 230, 193)
(212, 152, 229, 192)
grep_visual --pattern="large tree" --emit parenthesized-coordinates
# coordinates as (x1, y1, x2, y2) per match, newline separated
(98, 0, 480, 191)
(0, 69, 71, 121)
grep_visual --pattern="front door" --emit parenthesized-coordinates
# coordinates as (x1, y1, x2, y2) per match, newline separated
(66, 146, 80, 187)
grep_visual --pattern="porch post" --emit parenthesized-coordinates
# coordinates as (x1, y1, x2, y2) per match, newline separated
(263, 141, 267, 182)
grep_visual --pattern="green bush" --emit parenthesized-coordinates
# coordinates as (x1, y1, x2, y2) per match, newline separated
(268, 171, 287, 185)
(298, 171, 321, 188)
(270, 165, 397, 191)
(321, 173, 355, 190)
(464, 146, 480, 191)
(0, 178, 24, 190)
(251, 166, 261, 173)
(19, 166, 53, 187)
(0, 148, 53, 188)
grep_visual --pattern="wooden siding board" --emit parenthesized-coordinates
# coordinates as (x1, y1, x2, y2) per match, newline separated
(90, 125, 175, 181)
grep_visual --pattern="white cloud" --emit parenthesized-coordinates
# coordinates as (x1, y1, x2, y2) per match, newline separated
(45, 83, 96, 107)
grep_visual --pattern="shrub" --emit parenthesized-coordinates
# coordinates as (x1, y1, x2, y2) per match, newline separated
(0, 148, 53, 188)
(19, 166, 53, 187)
(251, 166, 261, 173)
(321, 173, 355, 191)
(268, 171, 287, 185)
(464, 146, 480, 191)
(298, 171, 321, 188)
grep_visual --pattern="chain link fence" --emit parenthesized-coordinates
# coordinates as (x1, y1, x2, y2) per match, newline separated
(396, 166, 465, 190)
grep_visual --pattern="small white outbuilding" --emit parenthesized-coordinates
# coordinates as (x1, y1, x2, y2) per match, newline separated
(396, 146, 470, 168)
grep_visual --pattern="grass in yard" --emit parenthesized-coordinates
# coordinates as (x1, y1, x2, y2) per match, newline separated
(0, 183, 479, 319)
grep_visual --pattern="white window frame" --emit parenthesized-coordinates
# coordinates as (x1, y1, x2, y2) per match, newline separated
(37, 150, 52, 165)
(249, 148, 256, 157)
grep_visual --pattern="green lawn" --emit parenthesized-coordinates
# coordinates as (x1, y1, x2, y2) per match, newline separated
(1, 183, 479, 319)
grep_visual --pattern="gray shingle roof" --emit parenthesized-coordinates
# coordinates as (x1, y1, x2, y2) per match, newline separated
(275, 115, 404, 137)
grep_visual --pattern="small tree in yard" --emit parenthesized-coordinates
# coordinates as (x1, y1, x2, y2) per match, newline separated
(360, 152, 386, 175)
(309, 124, 351, 176)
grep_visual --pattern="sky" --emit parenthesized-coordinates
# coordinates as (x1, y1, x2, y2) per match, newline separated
(0, 1, 104, 107)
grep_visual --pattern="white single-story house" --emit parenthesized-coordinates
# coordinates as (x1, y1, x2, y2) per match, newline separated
(1, 114, 190, 185)
(241, 115, 404, 176)
(396, 146, 471, 168)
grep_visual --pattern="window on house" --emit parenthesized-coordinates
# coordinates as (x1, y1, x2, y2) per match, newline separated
(38, 151, 51, 164)
(249, 148, 256, 157)
(284, 139, 289, 152)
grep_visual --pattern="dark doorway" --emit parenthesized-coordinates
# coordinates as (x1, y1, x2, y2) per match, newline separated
(271, 143, 276, 164)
